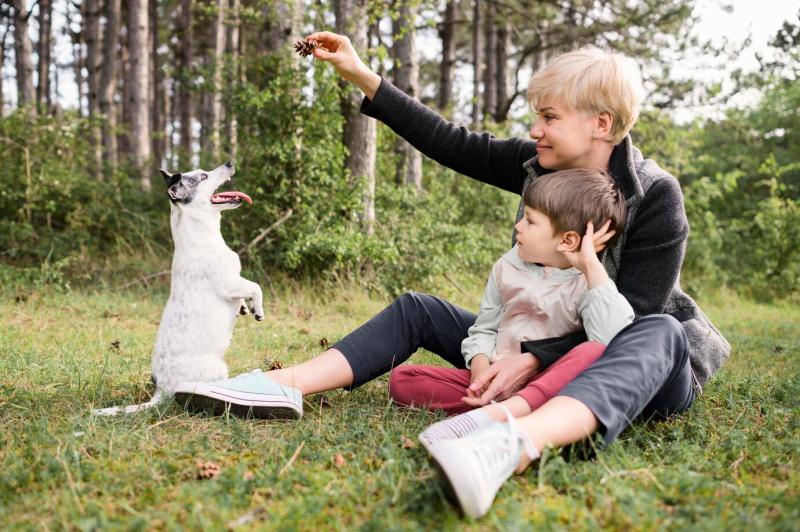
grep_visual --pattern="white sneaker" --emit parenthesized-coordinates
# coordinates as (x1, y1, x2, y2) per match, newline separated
(174, 369, 303, 419)
(426, 408, 539, 519)
(418, 408, 492, 451)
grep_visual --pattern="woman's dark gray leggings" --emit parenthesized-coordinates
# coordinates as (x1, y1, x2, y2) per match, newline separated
(333, 291, 695, 443)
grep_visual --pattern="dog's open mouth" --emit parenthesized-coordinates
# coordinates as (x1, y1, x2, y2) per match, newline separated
(211, 191, 253, 205)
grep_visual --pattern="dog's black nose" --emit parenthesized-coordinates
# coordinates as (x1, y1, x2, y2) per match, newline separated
(225, 160, 234, 168)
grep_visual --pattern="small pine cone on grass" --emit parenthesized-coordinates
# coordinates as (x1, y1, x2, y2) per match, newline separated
(196, 461, 221, 480)
(294, 39, 319, 57)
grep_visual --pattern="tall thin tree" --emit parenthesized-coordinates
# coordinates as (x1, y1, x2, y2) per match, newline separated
(438, 0, 456, 113)
(392, 0, 422, 190)
(150, 0, 166, 167)
(85, 0, 102, 176)
(177, 0, 193, 167)
(11, 0, 35, 112)
(470, 0, 483, 127)
(36, 0, 52, 112)
(100, 0, 121, 170)
(205, 0, 226, 161)
(335, 0, 377, 234)
(127, 0, 151, 192)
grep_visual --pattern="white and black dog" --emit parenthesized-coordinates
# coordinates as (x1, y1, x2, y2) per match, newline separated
(93, 161, 263, 415)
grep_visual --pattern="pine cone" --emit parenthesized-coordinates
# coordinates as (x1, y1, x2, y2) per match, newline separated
(294, 39, 319, 57)
(196, 461, 221, 480)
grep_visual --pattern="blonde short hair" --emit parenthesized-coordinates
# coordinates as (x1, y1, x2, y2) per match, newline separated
(527, 46, 642, 144)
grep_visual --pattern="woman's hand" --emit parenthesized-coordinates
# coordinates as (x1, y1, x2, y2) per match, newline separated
(557, 221, 613, 289)
(462, 354, 539, 406)
(306, 31, 382, 99)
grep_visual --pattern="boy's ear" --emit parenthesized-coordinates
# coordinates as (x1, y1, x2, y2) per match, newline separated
(559, 231, 581, 252)
(594, 112, 613, 140)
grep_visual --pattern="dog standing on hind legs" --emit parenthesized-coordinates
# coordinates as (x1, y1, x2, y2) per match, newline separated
(93, 161, 264, 416)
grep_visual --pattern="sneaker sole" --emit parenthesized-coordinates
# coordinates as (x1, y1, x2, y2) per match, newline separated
(426, 441, 487, 519)
(174, 382, 302, 420)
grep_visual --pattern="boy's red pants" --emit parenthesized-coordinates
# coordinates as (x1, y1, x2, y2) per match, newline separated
(388, 341, 605, 415)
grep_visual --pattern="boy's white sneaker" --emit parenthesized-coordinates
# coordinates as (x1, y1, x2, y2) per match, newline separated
(174, 369, 303, 419)
(418, 408, 492, 451)
(425, 411, 539, 519)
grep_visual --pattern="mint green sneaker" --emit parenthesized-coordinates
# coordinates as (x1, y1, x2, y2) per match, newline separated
(174, 369, 303, 419)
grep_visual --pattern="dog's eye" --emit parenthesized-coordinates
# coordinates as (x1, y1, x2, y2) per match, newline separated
(201, 173, 208, 181)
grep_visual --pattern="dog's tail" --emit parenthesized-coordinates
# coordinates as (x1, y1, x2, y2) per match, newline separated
(92, 389, 168, 416)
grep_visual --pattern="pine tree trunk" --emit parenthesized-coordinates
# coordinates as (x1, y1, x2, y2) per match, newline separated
(392, 1, 422, 191)
(127, 0, 152, 192)
(85, 0, 102, 177)
(0, 27, 7, 113)
(205, 0, 226, 162)
(12, 0, 36, 112)
(482, 3, 496, 121)
(470, 0, 483, 128)
(150, 0, 166, 167)
(178, 0, 194, 167)
(438, 0, 456, 114)
(118, 5, 130, 156)
(335, 0, 376, 235)
(494, 18, 510, 121)
(226, 0, 241, 161)
(100, 0, 121, 170)
(36, 0, 53, 112)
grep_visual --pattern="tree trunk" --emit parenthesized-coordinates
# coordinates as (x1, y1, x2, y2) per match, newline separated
(36, 0, 53, 112)
(494, 17, 510, 121)
(150, 0, 166, 167)
(204, 0, 226, 162)
(226, 0, 241, 161)
(438, 0, 456, 114)
(1, 21, 9, 113)
(335, 0, 376, 235)
(100, 0, 121, 170)
(392, 0, 422, 191)
(470, 0, 483, 128)
(178, 0, 193, 167)
(66, 2, 84, 116)
(127, 0, 151, 192)
(85, 0, 102, 177)
(12, 0, 35, 112)
(482, 3, 496, 121)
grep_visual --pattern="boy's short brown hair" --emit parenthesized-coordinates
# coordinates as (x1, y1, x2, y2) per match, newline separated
(524, 168, 626, 245)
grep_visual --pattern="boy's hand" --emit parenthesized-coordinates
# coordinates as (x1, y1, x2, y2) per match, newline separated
(466, 354, 491, 399)
(557, 221, 613, 289)
(462, 354, 539, 406)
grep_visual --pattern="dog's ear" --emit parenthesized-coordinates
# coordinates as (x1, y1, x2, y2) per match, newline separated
(160, 169, 172, 184)
(160, 169, 182, 187)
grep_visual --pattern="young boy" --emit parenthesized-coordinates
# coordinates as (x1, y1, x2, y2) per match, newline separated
(389, 168, 634, 426)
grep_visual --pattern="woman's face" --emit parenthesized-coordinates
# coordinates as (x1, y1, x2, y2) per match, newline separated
(529, 97, 601, 170)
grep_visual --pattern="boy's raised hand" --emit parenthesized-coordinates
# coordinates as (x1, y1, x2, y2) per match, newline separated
(557, 221, 614, 289)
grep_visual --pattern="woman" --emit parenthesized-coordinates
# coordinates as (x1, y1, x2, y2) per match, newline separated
(184, 31, 730, 518)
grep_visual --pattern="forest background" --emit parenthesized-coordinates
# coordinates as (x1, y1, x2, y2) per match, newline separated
(0, 0, 798, 301)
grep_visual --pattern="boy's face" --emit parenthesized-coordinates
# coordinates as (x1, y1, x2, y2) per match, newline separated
(514, 207, 566, 265)
(529, 97, 602, 170)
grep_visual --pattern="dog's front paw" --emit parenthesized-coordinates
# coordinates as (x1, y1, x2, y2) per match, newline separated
(238, 304, 249, 316)
(255, 313, 264, 321)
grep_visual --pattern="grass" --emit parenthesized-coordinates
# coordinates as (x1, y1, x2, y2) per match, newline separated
(1, 279, 798, 530)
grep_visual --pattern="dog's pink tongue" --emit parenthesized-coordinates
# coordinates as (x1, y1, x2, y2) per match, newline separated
(211, 191, 253, 205)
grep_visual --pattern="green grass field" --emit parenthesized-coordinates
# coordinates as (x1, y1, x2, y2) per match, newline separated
(1, 280, 798, 530)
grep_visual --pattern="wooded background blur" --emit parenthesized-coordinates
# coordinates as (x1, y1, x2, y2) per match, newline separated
(0, 0, 797, 300)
